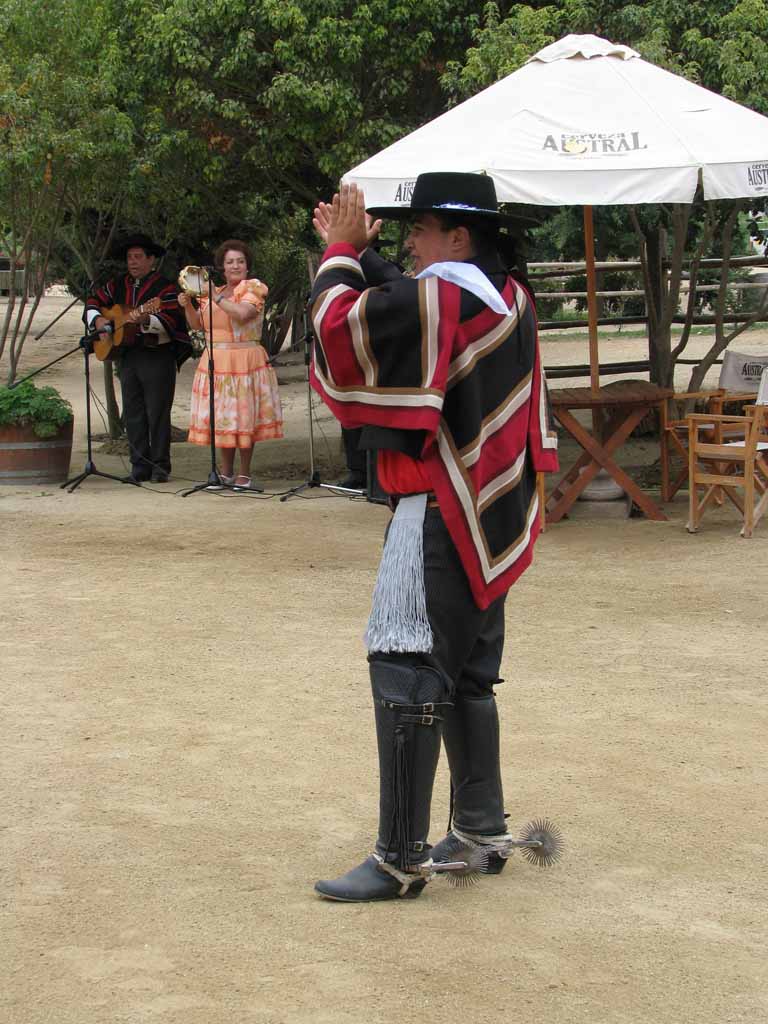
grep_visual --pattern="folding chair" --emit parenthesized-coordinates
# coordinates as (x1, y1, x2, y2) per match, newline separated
(686, 368, 768, 537)
(660, 349, 768, 502)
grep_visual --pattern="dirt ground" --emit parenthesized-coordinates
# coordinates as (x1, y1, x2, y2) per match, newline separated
(2, 299, 767, 1024)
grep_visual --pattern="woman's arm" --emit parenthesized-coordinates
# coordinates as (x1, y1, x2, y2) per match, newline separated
(216, 280, 267, 324)
(215, 294, 258, 325)
(178, 292, 202, 329)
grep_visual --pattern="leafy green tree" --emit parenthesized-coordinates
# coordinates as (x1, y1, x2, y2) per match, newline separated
(0, 0, 224, 431)
(123, 0, 479, 199)
(0, 0, 136, 395)
(111, 1, 485, 355)
(441, 2, 768, 390)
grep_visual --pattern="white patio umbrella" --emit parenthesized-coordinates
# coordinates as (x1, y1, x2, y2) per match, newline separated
(344, 34, 768, 391)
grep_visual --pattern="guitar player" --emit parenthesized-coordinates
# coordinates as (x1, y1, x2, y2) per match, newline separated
(85, 234, 190, 483)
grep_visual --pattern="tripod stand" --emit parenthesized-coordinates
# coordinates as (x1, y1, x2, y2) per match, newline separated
(280, 313, 365, 502)
(181, 269, 263, 497)
(10, 329, 129, 492)
(61, 337, 129, 491)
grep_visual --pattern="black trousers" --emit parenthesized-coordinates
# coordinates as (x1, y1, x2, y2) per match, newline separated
(342, 426, 366, 476)
(119, 347, 177, 475)
(370, 507, 508, 844)
(370, 508, 506, 697)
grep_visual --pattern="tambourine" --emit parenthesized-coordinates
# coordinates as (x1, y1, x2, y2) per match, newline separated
(178, 265, 210, 297)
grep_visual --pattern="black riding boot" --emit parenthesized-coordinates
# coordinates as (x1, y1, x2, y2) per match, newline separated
(315, 658, 450, 902)
(430, 695, 510, 874)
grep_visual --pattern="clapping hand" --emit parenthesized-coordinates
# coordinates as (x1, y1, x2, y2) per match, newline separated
(313, 184, 382, 251)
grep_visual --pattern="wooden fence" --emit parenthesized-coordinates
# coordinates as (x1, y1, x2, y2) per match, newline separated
(527, 255, 768, 331)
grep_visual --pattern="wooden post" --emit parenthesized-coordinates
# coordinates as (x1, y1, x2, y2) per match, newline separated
(583, 206, 600, 396)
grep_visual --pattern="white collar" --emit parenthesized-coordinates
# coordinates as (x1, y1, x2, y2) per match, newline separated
(415, 262, 511, 315)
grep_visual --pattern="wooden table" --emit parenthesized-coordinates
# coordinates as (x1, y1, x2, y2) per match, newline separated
(546, 381, 673, 524)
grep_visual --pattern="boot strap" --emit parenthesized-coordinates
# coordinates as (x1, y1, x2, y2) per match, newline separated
(373, 852, 433, 893)
(453, 827, 515, 858)
(376, 698, 452, 726)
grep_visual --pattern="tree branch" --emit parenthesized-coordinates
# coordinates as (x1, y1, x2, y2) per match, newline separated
(629, 207, 658, 331)
(671, 204, 716, 362)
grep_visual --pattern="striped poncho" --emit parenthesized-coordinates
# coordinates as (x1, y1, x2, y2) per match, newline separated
(85, 272, 189, 366)
(310, 242, 558, 610)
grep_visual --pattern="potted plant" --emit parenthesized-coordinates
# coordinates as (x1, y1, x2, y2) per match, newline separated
(0, 380, 74, 484)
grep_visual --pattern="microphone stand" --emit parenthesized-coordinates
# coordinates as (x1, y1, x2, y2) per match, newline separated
(12, 333, 132, 491)
(60, 334, 132, 492)
(9, 274, 133, 491)
(9, 273, 107, 388)
(280, 305, 364, 502)
(181, 272, 223, 495)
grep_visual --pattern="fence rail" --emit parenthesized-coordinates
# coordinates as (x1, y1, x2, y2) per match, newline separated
(527, 255, 768, 331)
(527, 255, 768, 278)
(539, 282, 768, 299)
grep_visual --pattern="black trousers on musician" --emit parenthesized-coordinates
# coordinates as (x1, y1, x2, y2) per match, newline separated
(119, 346, 177, 476)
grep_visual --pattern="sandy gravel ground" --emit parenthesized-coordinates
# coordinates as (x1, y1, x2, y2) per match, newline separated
(2, 299, 767, 1024)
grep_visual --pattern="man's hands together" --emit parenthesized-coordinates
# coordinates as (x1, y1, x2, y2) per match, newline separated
(313, 184, 382, 252)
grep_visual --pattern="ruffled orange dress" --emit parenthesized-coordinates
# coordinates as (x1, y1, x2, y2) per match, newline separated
(188, 278, 283, 448)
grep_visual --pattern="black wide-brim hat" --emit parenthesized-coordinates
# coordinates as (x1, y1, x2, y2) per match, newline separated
(367, 172, 502, 222)
(116, 233, 166, 259)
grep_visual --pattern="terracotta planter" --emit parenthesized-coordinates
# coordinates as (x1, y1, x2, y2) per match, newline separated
(0, 419, 74, 485)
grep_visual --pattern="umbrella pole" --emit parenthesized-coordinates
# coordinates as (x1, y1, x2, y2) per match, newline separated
(583, 205, 600, 395)
(583, 205, 603, 441)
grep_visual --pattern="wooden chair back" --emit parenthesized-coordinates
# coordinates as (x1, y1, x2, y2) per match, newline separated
(660, 357, 766, 502)
(686, 368, 768, 537)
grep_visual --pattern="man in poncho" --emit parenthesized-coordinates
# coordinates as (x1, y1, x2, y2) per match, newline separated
(85, 234, 189, 483)
(310, 174, 558, 901)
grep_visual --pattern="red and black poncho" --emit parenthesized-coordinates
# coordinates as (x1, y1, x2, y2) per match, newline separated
(85, 271, 189, 363)
(310, 242, 558, 610)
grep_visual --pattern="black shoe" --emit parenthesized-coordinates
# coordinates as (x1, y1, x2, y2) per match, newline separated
(151, 471, 170, 483)
(315, 855, 428, 902)
(430, 829, 509, 875)
(123, 471, 150, 484)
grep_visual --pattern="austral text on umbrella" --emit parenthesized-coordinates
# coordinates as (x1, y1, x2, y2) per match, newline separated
(748, 164, 768, 187)
(543, 132, 648, 155)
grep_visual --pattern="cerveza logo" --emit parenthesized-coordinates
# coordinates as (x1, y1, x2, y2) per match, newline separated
(394, 180, 417, 203)
(747, 163, 768, 188)
(744, 361, 768, 378)
(544, 131, 648, 156)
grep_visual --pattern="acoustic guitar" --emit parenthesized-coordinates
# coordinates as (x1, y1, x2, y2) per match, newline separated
(94, 298, 163, 361)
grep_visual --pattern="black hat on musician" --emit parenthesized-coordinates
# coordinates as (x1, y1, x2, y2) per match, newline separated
(116, 233, 166, 259)
(367, 172, 502, 221)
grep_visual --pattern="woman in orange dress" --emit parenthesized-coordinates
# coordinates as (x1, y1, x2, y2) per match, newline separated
(180, 239, 283, 487)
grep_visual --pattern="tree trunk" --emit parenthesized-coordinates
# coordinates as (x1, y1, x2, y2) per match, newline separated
(63, 198, 124, 438)
(645, 227, 673, 388)
(103, 362, 122, 438)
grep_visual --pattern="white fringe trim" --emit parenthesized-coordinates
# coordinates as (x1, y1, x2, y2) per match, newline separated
(365, 494, 433, 654)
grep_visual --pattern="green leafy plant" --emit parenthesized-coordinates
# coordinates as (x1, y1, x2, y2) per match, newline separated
(0, 380, 73, 438)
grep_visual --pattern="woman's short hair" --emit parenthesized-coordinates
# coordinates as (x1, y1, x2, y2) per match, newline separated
(214, 238, 252, 271)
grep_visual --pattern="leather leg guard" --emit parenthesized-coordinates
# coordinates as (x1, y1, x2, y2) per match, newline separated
(370, 658, 450, 869)
(431, 695, 509, 874)
(314, 659, 451, 903)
